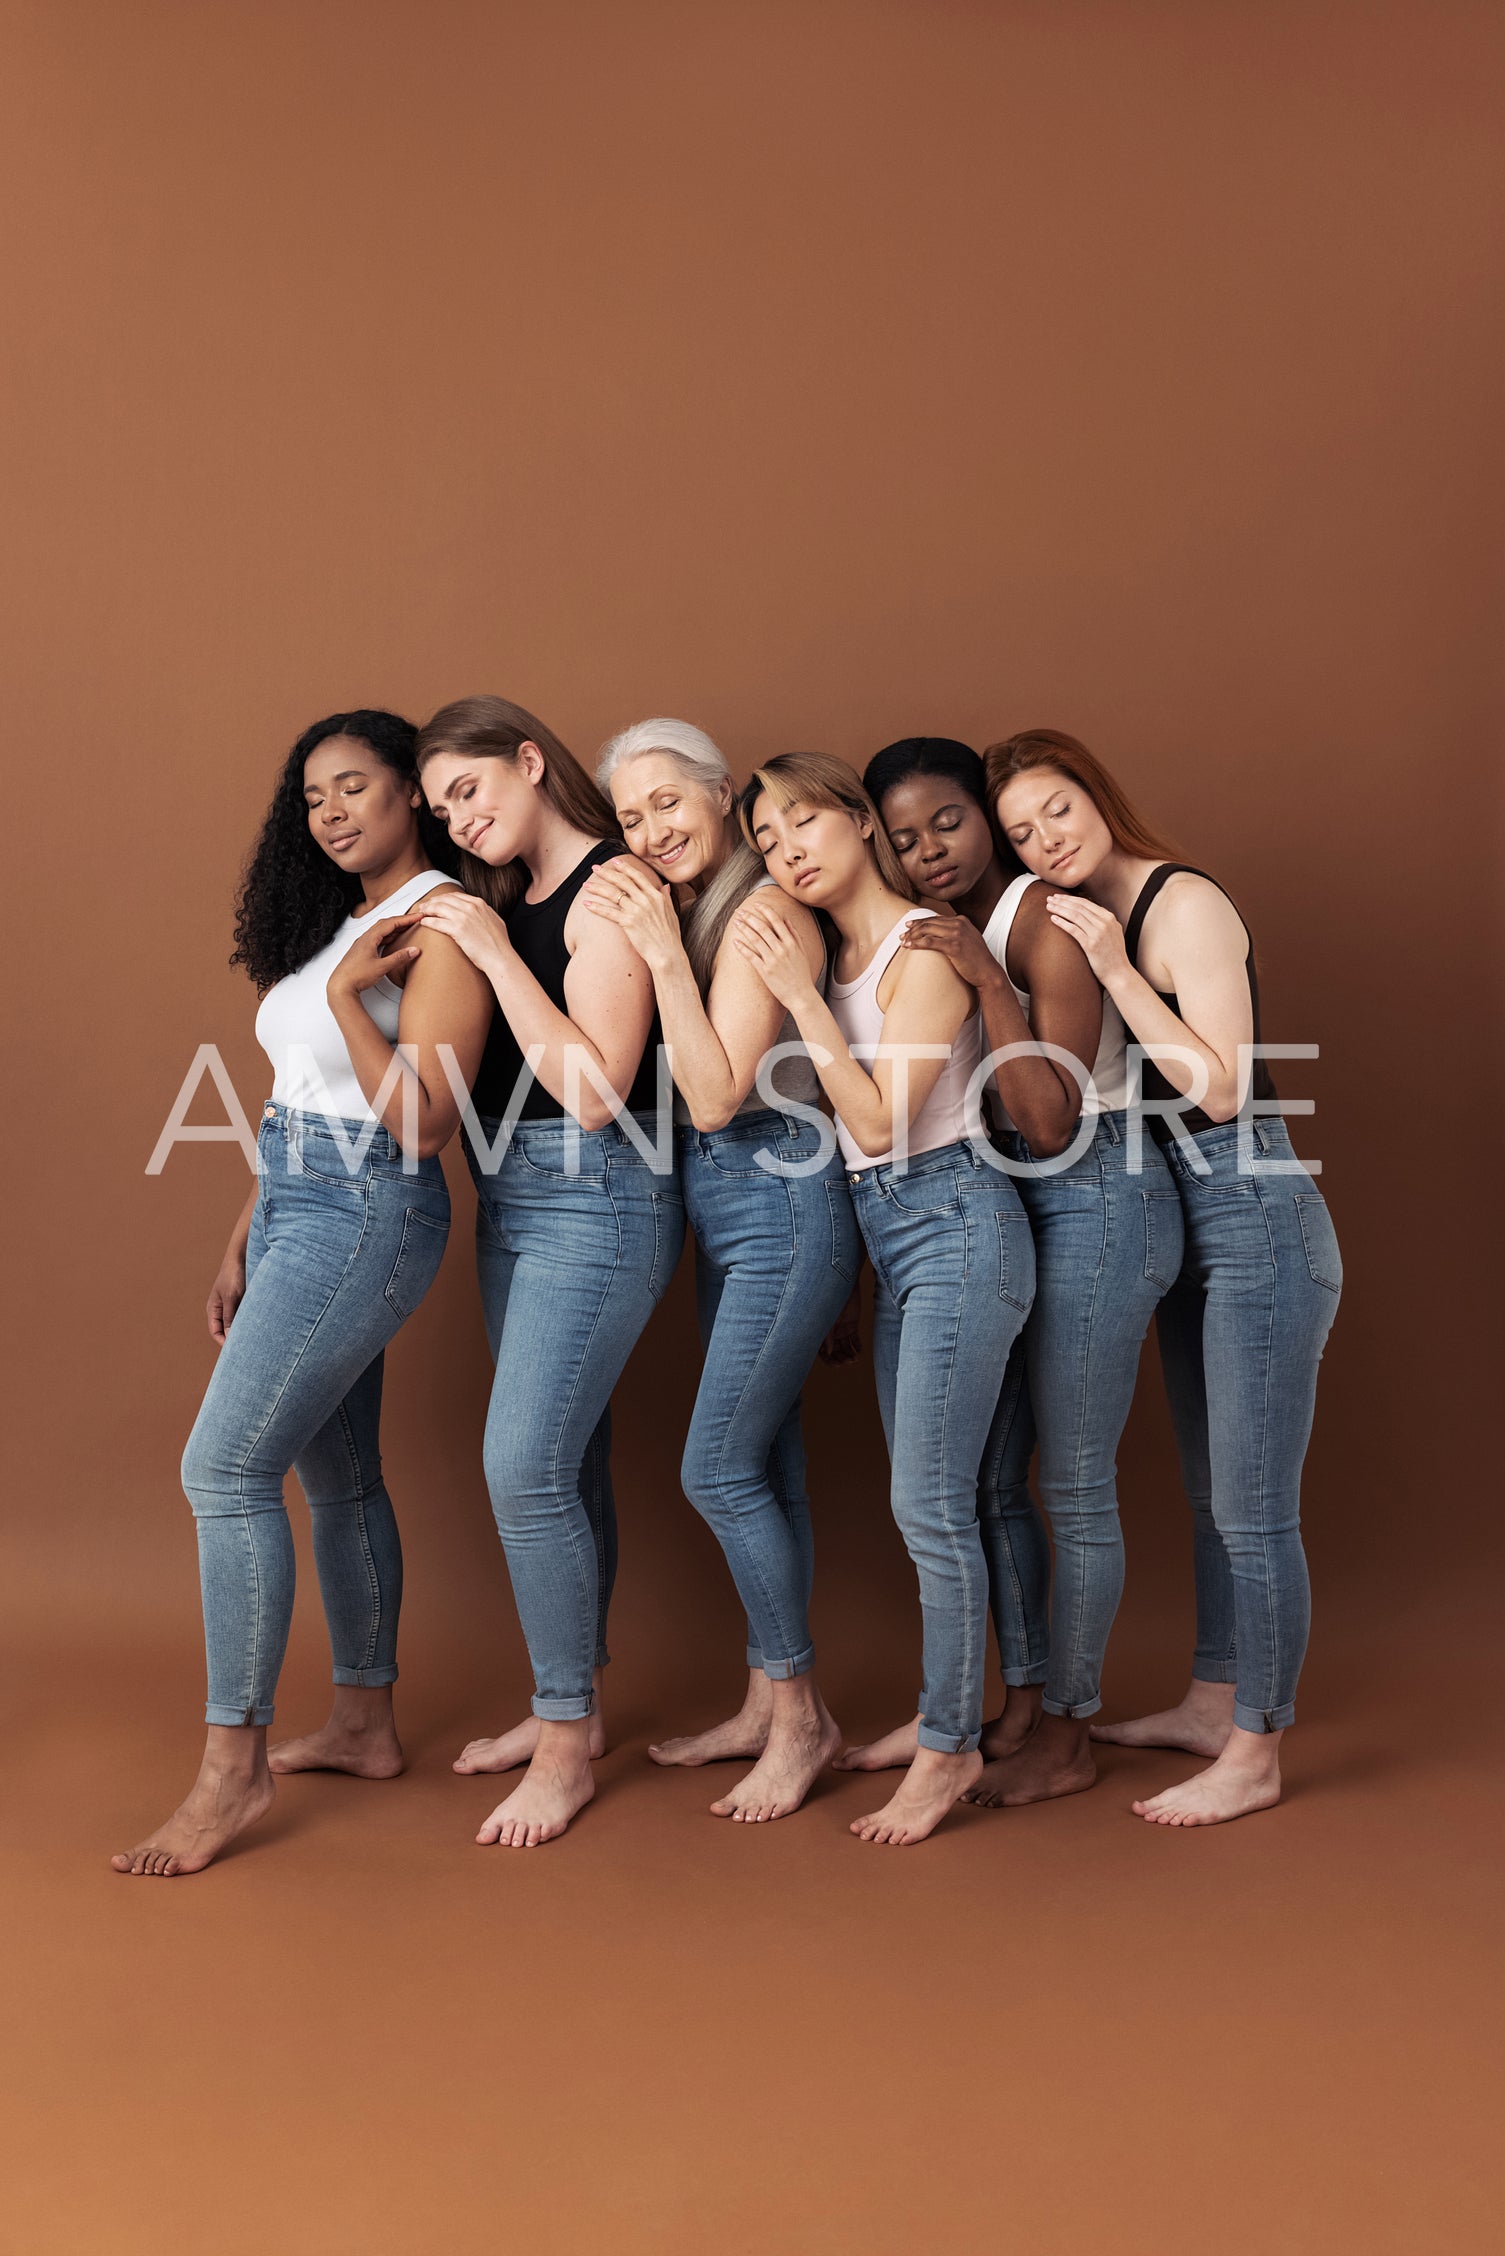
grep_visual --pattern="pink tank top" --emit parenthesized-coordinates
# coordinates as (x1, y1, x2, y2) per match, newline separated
(825, 908, 982, 1169)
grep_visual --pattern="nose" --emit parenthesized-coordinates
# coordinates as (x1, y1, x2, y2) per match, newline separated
(920, 835, 948, 862)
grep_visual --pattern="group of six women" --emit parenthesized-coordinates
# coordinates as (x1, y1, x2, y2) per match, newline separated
(112, 699, 1342, 1875)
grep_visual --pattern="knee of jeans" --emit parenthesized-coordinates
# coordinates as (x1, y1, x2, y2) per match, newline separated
(978, 1476, 1033, 1521)
(680, 1442, 757, 1525)
(482, 1433, 562, 1523)
(180, 1425, 243, 1514)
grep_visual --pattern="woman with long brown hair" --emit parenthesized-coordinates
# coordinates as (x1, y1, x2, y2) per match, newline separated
(414, 696, 684, 1849)
(733, 752, 1035, 1846)
(987, 728, 1342, 1826)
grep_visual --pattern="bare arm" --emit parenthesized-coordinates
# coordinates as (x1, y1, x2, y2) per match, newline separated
(582, 861, 824, 1130)
(416, 886, 655, 1131)
(207, 1179, 260, 1344)
(328, 902, 495, 1159)
(902, 889, 1101, 1156)
(1046, 877, 1253, 1122)
(732, 900, 972, 1159)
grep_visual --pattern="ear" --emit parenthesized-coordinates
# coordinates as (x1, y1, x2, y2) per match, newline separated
(857, 812, 874, 840)
(517, 740, 547, 786)
(716, 777, 734, 815)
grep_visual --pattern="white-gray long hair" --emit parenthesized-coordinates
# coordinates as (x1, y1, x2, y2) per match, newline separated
(596, 717, 764, 992)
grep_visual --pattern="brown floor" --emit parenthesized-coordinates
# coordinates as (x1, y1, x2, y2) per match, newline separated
(6, 1552, 1499, 2254)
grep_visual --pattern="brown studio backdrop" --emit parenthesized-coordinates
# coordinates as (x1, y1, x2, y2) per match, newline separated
(4, 6, 1504, 2252)
(6, 0, 1499, 1705)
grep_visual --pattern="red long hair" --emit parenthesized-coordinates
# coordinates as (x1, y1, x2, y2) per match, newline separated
(983, 729, 1176, 860)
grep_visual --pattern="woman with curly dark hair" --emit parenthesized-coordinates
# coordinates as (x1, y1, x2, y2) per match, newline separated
(113, 711, 493, 1878)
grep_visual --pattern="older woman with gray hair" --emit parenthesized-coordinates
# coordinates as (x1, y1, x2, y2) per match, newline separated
(583, 719, 858, 1821)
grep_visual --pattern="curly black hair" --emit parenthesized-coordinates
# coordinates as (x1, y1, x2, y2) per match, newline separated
(863, 735, 1024, 877)
(229, 710, 460, 992)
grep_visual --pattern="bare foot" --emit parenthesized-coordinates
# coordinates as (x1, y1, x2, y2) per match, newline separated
(271, 1690, 404, 1778)
(850, 1746, 984, 1846)
(456, 1670, 607, 1773)
(649, 1669, 772, 1767)
(1133, 1727, 1282, 1828)
(1091, 1679, 1235, 1757)
(111, 1731, 275, 1877)
(710, 1691, 841, 1822)
(476, 1721, 595, 1849)
(979, 1685, 1043, 1761)
(833, 1713, 919, 1772)
(965, 1714, 1096, 1807)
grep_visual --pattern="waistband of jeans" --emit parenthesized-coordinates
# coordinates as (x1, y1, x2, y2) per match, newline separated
(258, 1099, 431, 1173)
(678, 1107, 817, 1149)
(1163, 1113, 1292, 1171)
(470, 1112, 664, 1150)
(843, 1134, 984, 1189)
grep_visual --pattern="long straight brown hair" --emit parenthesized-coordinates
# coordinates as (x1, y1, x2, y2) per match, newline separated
(983, 729, 1177, 861)
(416, 694, 620, 912)
(737, 750, 918, 902)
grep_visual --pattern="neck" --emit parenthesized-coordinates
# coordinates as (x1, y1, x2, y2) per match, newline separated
(953, 856, 1010, 932)
(523, 801, 607, 898)
(828, 860, 910, 951)
(1080, 844, 1162, 920)
(358, 839, 431, 914)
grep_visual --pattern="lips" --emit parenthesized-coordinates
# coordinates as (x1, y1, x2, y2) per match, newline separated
(464, 819, 493, 852)
(654, 840, 689, 867)
(1051, 848, 1078, 873)
(793, 867, 821, 890)
(924, 865, 959, 891)
(326, 831, 361, 854)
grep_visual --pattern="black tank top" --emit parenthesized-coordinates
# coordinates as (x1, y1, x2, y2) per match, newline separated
(469, 840, 665, 1125)
(1123, 864, 1275, 1140)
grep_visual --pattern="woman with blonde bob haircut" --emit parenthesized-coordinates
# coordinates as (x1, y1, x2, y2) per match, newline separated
(733, 751, 1035, 1846)
(582, 719, 858, 1821)
(413, 695, 683, 1850)
(986, 727, 1342, 1827)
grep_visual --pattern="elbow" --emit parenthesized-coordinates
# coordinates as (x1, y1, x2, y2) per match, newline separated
(689, 1097, 737, 1132)
(1197, 1084, 1242, 1125)
(576, 1093, 618, 1134)
(850, 1118, 894, 1159)
(1018, 1116, 1076, 1160)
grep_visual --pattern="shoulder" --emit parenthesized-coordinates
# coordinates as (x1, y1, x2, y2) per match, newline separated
(1143, 870, 1248, 951)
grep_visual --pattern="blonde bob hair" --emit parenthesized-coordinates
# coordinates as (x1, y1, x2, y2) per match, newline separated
(737, 750, 917, 902)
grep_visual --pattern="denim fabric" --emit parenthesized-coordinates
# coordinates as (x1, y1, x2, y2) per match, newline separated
(468, 1119, 685, 1720)
(181, 1102, 451, 1726)
(679, 1110, 860, 1677)
(1156, 1116, 1341, 1732)
(978, 1113, 1184, 1717)
(853, 1139, 1036, 1753)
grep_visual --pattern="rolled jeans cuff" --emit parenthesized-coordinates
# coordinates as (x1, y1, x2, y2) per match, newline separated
(746, 1644, 815, 1680)
(1233, 1699, 1294, 1733)
(1192, 1660, 1238, 1686)
(1001, 1664, 1047, 1689)
(1042, 1693, 1102, 1720)
(916, 1721, 981, 1755)
(205, 1702, 274, 1728)
(531, 1693, 596, 1722)
(332, 1664, 398, 1689)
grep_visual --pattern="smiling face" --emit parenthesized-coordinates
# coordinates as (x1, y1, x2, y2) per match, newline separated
(609, 751, 732, 887)
(421, 743, 545, 864)
(302, 735, 421, 872)
(747, 791, 874, 908)
(994, 765, 1115, 888)
(878, 773, 998, 903)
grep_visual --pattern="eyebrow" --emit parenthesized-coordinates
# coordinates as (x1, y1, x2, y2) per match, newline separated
(433, 770, 476, 800)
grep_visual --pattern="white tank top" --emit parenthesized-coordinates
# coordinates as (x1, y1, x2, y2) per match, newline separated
(981, 873, 1130, 1119)
(255, 869, 460, 1121)
(825, 907, 982, 1169)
